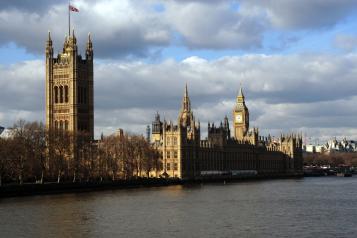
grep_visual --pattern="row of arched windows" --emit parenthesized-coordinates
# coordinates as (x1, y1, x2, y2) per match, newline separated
(53, 85, 89, 105)
(54, 86, 69, 103)
(54, 120, 69, 130)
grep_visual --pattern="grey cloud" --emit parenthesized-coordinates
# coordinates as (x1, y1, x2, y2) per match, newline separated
(334, 34, 357, 52)
(0, 0, 65, 13)
(242, 0, 357, 30)
(77, 53, 357, 138)
(164, 1, 265, 49)
(2, 54, 357, 139)
(0, 0, 264, 55)
(0, 60, 45, 111)
(0, 0, 171, 58)
(2, 0, 355, 55)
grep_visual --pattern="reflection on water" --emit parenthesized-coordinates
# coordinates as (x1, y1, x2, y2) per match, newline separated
(1, 178, 357, 238)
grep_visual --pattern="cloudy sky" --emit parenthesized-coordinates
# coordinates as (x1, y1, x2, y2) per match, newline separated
(1, 0, 357, 143)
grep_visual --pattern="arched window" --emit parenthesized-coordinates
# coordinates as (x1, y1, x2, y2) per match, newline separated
(65, 120, 69, 130)
(65, 86, 69, 103)
(55, 120, 58, 129)
(54, 86, 58, 103)
(59, 86, 64, 103)
(59, 120, 63, 130)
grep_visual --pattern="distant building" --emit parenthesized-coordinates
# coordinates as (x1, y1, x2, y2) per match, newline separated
(325, 138, 357, 153)
(303, 138, 357, 154)
(116, 128, 124, 138)
(304, 144, 315, 153)
(151, 85, 303, 179)
(0, 128, 13, 139)
(315, 145, 325, 153)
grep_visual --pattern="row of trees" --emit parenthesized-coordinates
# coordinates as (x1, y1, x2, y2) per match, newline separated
(0, 120, 161, 186)
(304, 153, 357, 167)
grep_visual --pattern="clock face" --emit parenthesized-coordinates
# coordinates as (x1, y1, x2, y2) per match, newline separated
(235, 114, 242, 123)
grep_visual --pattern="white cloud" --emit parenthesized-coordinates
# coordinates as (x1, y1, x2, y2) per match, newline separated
(2, 53, 357, 141)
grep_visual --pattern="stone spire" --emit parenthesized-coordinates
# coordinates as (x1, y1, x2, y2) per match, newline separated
(235, 84, 247, 111)
(86, 32, 93, 58)
(72, 28, 77, 44)
(224, 115, 229, 129)
(46, 31, 53, 56)
(182, 83, 191, 112)
(47, 31, 52, 46)
(178, 83, 193, 127)
(237, 84, 245, 102)
(87, 33, 92, 46)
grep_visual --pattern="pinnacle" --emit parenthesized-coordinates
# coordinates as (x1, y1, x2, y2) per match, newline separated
(184, 82, 188, 97)
(238, 85, 244, 98)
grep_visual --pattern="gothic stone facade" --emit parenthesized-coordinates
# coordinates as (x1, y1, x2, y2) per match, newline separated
(45, 31, 94, 140)
(151, 85, 303, 179)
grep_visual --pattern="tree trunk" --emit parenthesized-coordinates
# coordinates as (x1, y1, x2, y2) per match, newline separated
(57, 171, 61, 183)
(40, 171, 44, 184)
(73, 171, 76, 183)
(19, 173, 23, 185)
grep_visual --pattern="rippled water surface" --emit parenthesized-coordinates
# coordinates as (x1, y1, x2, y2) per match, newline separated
(1, 177, 357, 238)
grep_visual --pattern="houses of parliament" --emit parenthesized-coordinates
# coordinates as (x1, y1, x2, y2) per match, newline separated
(151, 85, 303, 179)
(45, 31, 303, 180)
(45, 30, 94, 140)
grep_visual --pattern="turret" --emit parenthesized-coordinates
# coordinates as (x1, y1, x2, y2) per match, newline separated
(223, 115, 230, 139)
(178, 83, 194, 127)
(146, 125, 151, 142)
(46, 31, 53, 57)
(86, 33, 93, 59)
(183, 83, 190, 111)
(223, 115, 229, 129)
(63, 28, 78, 54)
(72, 29, 76, 44)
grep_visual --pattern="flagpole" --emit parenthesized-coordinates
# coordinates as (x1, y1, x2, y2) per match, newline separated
(68, 0, 71, 36)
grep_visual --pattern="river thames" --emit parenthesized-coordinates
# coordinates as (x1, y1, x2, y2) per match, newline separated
(1, 177, 357, 238)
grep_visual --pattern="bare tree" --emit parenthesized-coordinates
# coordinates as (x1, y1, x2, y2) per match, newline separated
(26, 122, 47, 183)
(0, 119, 165, 185)
(11, 120, 30, 185)
(49, 129, 72, 183)
(0, 138, 11, 186)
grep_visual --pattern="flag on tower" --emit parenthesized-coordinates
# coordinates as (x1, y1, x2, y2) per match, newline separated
(69, 5, 79, 12)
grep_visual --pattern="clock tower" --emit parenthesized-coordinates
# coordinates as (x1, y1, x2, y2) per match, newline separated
(233, 86, 249, 140)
